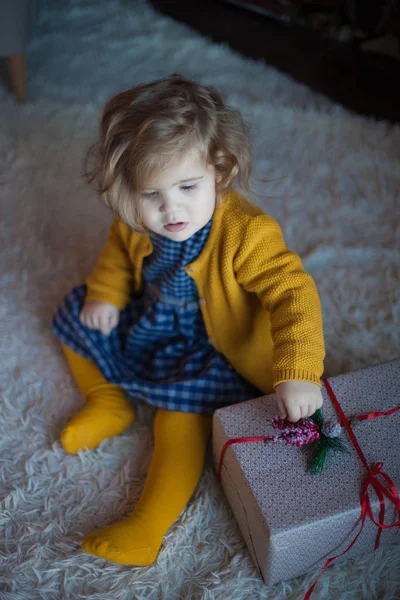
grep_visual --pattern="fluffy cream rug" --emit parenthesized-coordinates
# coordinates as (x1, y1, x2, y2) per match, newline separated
(1, 1, 399, 598)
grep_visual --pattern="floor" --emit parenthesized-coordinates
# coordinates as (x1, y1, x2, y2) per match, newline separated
(151, 0, 400, 123)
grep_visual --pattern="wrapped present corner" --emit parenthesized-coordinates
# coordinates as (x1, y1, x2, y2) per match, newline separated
(212, 359, 400, 588)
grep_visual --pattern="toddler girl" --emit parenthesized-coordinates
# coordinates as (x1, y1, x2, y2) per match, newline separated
(53, 74, 325, 565)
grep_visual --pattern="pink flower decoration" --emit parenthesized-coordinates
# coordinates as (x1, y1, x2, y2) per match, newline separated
(270, 417, 320, 447)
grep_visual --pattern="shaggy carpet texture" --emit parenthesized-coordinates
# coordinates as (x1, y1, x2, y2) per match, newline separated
(0, 1, 399, 598)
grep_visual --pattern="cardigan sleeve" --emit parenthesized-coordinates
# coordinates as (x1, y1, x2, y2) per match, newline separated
(85, 219, 134, 310)
(233, 214, 325, 388)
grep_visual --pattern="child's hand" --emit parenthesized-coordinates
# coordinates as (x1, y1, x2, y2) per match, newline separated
(275, 381, 323, 422)
(79, 301, 120, 336)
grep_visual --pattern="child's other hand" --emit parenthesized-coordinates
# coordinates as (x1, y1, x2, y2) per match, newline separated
(79, 301, 120, 336)
(275, 381, 323, 422)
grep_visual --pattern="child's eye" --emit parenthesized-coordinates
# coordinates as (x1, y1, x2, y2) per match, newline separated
(143, 191, 158, 199)
(180, 184, 197, 192)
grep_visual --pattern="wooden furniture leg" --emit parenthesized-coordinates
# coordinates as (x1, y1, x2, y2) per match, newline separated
(5, 53, 27, 102)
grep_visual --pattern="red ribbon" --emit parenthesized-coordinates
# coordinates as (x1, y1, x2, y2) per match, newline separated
(216, 378, 400, 599)
(339, 404, 400, 424)
(304, 378, 400, 599)
(218, 435, 275, 481)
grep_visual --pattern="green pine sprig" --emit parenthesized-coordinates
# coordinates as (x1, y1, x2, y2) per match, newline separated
(302, 409, 349, 475)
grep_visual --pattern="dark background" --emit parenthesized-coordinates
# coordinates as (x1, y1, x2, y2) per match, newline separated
(151, 0, 400, 122)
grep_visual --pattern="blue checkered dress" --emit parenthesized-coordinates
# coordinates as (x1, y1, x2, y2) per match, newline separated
(52, 219, 260, 414)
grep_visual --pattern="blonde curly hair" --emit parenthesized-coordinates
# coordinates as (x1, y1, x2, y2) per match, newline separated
(85, 74, 252, 230)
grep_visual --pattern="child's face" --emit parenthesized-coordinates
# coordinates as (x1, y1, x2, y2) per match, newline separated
(139, 149, 217, 241)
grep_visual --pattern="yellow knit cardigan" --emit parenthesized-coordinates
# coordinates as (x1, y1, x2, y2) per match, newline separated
(86, 190, 325, 393)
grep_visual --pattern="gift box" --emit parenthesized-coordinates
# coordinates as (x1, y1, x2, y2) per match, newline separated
(212, 359, 400, 587)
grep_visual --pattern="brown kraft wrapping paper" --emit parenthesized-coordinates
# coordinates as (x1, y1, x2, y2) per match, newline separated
(212, 359, 400, 584)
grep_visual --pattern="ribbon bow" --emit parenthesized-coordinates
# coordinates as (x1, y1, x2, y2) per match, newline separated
(303, 379, 400, 599)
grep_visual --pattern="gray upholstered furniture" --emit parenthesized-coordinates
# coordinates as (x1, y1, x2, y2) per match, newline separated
(0, 0, 41, 101)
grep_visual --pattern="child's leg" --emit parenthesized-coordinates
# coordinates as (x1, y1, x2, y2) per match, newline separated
(82, 408, 212, 565)
(61, 344, 136, 454)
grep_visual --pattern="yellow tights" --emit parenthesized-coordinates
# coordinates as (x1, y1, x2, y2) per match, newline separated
(61, 345, 212, 565)
(61, 345, 136, 453)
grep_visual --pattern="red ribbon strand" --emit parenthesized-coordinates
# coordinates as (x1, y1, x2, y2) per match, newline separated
(304, 379, 400, 599)
(218, 435, 274, 480)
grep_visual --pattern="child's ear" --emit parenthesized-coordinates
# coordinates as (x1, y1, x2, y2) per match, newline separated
(215, 169, 223, 184)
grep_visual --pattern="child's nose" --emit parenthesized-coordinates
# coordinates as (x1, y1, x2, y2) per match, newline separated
(159, 194, 179, 213)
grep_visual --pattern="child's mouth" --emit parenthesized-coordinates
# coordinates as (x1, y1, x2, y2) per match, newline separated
(164, 222, 188, 232)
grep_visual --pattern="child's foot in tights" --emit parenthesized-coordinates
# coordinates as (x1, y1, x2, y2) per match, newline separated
(82, 409, 211, 565)
(61, 388, 136, 454)
(60, 344, 135, 453)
